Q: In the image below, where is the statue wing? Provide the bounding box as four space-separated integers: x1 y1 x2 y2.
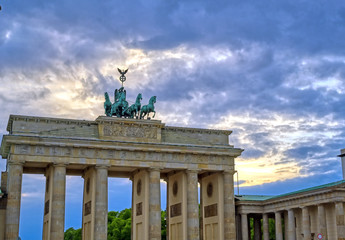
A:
124 69 128 74
117 68 123 75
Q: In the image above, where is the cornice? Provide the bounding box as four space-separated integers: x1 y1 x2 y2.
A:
95 116 165 128
236 186 345 210
163 126 232 135
7 114 96 132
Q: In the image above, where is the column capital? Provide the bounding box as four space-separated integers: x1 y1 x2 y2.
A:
53 162 69 167
95 164 110 169
186 169 200 174
149 167 162 172
300 205 309 210
223 170 236 175
7 160 25 166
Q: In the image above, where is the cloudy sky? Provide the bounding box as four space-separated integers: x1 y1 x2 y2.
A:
1 0 345 238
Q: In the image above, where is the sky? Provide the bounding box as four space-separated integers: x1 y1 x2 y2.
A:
1 0 345 238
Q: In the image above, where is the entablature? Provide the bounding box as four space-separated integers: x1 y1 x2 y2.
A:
5 115 238 148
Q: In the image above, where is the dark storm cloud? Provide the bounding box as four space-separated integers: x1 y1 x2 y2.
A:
285 145 322 160
2 1 345 64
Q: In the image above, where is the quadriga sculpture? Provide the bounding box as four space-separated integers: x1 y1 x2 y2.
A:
103 68 157 120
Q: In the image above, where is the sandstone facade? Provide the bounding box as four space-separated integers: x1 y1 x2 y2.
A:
0 115 242 240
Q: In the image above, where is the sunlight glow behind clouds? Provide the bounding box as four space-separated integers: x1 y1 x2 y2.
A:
211 112 344 186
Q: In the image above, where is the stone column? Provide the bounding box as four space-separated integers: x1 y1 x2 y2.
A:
149 168 161 240
235 214 241 240
335 202 345 239
263 214 269 240
241 214 249 240
275 212 283 240
165 178 169 240
5 161 24 240
288 209 296 240
254 216 261 240
187 170 199 240
50 164 67 240
317 204 327 238
301 207 311 240
200 179 204 240
130 176 134 240
224 171 236 240
284 211 289 240
94 165 108 240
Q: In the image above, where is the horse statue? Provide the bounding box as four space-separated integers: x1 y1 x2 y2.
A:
140 96 156 119
123 93 142 118
111 87 128 117
104 92 112 117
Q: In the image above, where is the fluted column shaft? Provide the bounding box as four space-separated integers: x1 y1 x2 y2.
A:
224 171 236 240
275 212 283 240
187 170 199 240
302 207 310 240
263 214 269 240
94 165 108 240
241 214 249 240
165 178 169 240
317 204 327 238
50 164 67 240
288 209 296 240
335 202 345 239
149 168 161 240
254 216 261 240
5 161 24 240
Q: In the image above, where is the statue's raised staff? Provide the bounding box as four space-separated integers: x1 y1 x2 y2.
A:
140 96 156 120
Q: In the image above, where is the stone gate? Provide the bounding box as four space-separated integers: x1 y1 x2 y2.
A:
0 114 242 240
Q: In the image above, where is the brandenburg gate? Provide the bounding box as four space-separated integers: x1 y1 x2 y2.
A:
0 114 242 240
